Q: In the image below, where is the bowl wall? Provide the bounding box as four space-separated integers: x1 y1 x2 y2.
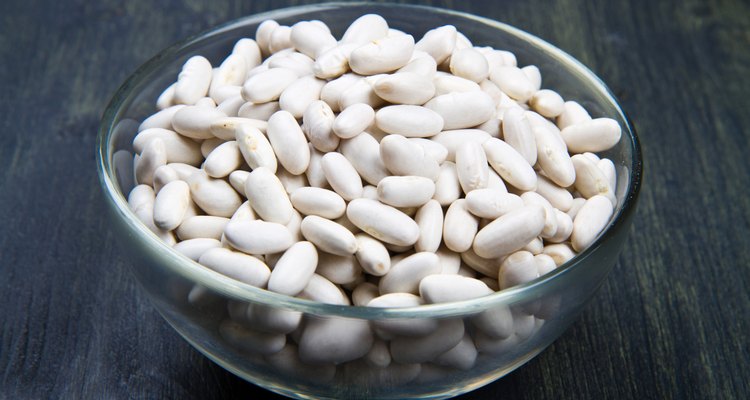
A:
98 3 641 399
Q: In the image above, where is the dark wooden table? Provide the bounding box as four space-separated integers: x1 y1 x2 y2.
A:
2 0 748 398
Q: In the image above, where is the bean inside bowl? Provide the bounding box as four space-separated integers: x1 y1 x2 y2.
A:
97 3 641 399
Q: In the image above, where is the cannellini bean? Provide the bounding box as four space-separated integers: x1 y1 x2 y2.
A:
255 20 279 56
305 144 328 188
268 25 293 54
450 48 490 83
410 138 448 164
473 205 545 258
433 74 481 96
320 73 361 112
349 34 415 75
219 320 286 355
374 105 444 137
268 50 315 77
176 215 228 241
501 107 537 166
498 250 538 289
290 187 346 219
303 100 339 152
598 158 617 194
339 132 389 185
267 241 318 296
237 101 280 120
246 303 302 334
433 161 461 206
173 238 221 261
455 141 489 194
139 105 185 132
200 137 223 158
156 82 176 110
547 209 573 243
536 174 574 211
298 316 373 364
290 21 337 58
533 123 576 187
465 189 524 219
521 191 558 239
204 141 242 178
333 103 375 139
346 199 419 246
373 72 435 105
235 124 277 172
341 14 389 45
228 170 250 196
352 282 380 306
171 105 226 139
572 154 617 205
241 67 298 103
316 253 362 285
415 25 457 64
355 234 391 276
277 166 309 194
489 66 536 102
483 138 537 191
543 243 576 266
398 52 438 77
380 134 440 180
135 138 167 186
153 180 190 231
443 199 479 253
298 273 350 305
420 274 493 303
567 197 587 220
174 56 212 105
224 219 293 255
244 167 293 224
530 89 565 118
232 38 261 71
431 129 491 162
390 318 464 364
339 76 387 109
377 176 435 208
561 118 622 153
301 215 358 256
279 75 325 119
571 195 614 251
521 65 542 91
379 252 441 295
267 110 310 175
414 200 443 253
424 91 495 130
198 247 271 287
556 100 592 130
460 248 502 277
313 43 357 79
133 128 202 166
321 152 363 201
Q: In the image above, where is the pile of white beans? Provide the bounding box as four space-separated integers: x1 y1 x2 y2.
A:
124 14 621 368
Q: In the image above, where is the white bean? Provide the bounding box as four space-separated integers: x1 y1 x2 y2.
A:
235 124 277 173
571 195 613 252
501 107 537 166
298 274 350 305
138 104 185 132
354 233 391 276
290 21 337 58
267 241 318 296
135 138 166 186
300 215 358 256
133 128 202 166
244 167 293 224
241 67 298 103
556 100 592 130
333 103 375 139
414 25 457 64
171 105 226 140
434 333 478 370
237 101 280 120
572 154 616 205
473 205 545 258
377 176 436 208
174 56 212 105
173 238 221 261
449 48 489 83
153 180 190 231
465 189 524 219
433 74 481 96
530 89 565 118
303 100 339 152
380 134 440 180
424 91 495 130
489 66 535 102
455 141 489 194
543 243 576 266
290 187 345 219
533 123 576 188
433 161 461 206
390 318 464 364
536 174 574 211
561 118 622 153
176 215 228 241
204 141 242 178
313 43 357 79
419 274 493 303
279 75 325 119
267 110 310 175
341 14 389 45
374 105 444 137
320 73 360 112
298 316 373 364
224 219 293 255
414 200 444 253
321 152 363 201
198 247 271 287
372 72 435 105
316 253 362 285
379 252 441 295
498 250 538 289
346 199 420 246
350 34 415 75
431 129 491 162
339 132 389 185
443 199 479 253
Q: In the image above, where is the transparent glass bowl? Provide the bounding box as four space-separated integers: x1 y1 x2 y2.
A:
97 3 642 399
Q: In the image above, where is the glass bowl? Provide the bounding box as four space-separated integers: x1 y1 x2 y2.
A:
97 3 642 399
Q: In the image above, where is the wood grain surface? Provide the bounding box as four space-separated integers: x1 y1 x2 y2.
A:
1 0 748 398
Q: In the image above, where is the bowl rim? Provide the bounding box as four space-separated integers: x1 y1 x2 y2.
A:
97 1 642 319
